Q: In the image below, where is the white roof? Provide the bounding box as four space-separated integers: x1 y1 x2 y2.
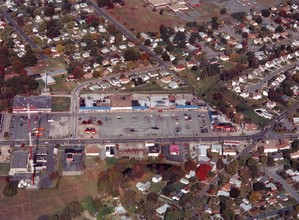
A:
41 74 56 85
156 203 170 215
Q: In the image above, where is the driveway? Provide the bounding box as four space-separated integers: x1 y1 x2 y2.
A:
264 166 299 202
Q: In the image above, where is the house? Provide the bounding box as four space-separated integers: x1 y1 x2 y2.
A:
292 175 299 182
172 64 186 72
265 182 277 191
119 76 130 84
136 181 151 192
240 203 252 212
257 176 269 184
229 176 242 188
185 170 196 179
172 191 183 201
139 73 150 82
267 101 276 109
169 81 179 89
252 92 262 100
85 147 100 156
273 153 283 161
180 178 189 185
277 193 289 201
148 72 159 78
221 183 232 192
217 190 230 197
181 185 190 194
186 61 197 68
152 175 162 183
161 76 172 84
286 169 297 176
156 203 170 215
290 151 299 159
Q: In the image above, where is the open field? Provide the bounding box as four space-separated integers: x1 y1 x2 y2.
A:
0 163 9 176
51 97 71 112
108 0 185 33
0 167 100 220
30 58 67 74
193 2 221 21
38 76 77 93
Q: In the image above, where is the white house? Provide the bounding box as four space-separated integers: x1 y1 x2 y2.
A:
156 203 170 215
152 175 162 183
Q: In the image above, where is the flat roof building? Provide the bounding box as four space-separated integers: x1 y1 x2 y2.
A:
13 96 52 113
9 151 31 175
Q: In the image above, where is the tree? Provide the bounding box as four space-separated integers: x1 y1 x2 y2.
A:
61 201 83 220
44 6 55 17
162 51 170 62
226 160 238 175
261 9 271 17
255 16 263 24
216 159 224 170
154 46 163 55
260 155 268 165
22 46 37 67
147 192 159 202
229 187 240 199
275 25 284 33
10 58 24 73
222 208 235 220
46 26 60 39
184 159 197 172
71 67 85 79
248 191 261 204
144 39 151 46
3 181 18 197
267 156 275 166
124 48 140 61
220 8 227 14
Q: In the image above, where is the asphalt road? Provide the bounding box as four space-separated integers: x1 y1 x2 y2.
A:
86 0 165 66
247 60 299 93
0 7 39 49
264 166 299 203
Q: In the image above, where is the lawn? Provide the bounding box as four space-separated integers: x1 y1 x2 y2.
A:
108 0 185 33
193 2 221 22
0 168 99 220
51 97 71 112
30 57 67 74
38 76 77 93
0 163 9 176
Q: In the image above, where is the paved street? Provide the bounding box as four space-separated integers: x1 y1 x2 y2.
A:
247 60 299 93
0 7 39 49
264 166 299 202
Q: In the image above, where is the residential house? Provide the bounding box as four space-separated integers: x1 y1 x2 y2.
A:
161 76 172 84
172 64 186 72
156 203 170 215
136 181 151 192
152 175 162 183
290 151 299 159
85 147 100 156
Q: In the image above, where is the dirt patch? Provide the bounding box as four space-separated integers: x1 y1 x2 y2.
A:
108 0 185 33
0 168 100 220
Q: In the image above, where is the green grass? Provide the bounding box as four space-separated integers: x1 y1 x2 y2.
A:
48 76 77 93
149 182 165 193
0 163 10 176
51 97 71 112
81 196 97 216
105 158 118 168
222 61 237 71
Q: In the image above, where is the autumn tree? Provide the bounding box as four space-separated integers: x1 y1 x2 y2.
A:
226 160 239 175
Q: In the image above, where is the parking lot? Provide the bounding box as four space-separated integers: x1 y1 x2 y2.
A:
77 110 212 139
9 114 51 140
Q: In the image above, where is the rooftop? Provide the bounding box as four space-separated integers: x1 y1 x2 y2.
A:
11 151 29 169
13 96 52 110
